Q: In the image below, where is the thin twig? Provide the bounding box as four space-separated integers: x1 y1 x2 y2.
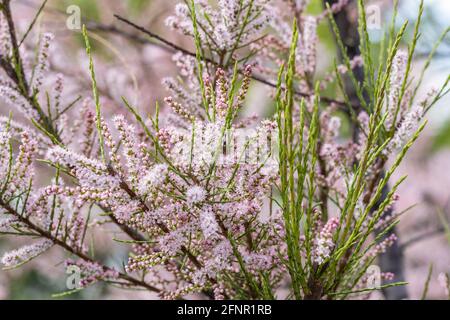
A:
113 14 352 108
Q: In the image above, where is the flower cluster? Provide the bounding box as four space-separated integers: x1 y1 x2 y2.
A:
313 218 339 265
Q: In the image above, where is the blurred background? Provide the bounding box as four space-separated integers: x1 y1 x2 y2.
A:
0 0 448 299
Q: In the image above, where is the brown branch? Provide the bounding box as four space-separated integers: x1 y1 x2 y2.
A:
113 14 197 57
0 198 161 293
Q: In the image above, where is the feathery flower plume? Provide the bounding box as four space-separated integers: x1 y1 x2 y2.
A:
1 240 53 267
32 33 55 91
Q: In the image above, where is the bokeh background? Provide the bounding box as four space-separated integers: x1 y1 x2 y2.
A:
0 0 448 299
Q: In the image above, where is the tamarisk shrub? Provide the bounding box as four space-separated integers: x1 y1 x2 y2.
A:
0 0 448 299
